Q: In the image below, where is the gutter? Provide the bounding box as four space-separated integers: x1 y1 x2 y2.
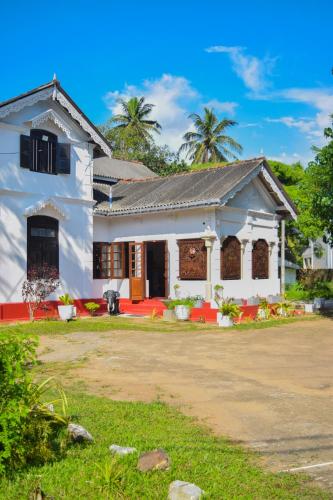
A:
94 198 221 217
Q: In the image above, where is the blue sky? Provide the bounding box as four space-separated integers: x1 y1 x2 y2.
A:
1 0 332 164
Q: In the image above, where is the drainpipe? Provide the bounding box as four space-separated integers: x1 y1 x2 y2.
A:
202 228 216 302
109 186 113 208
280 219 286 296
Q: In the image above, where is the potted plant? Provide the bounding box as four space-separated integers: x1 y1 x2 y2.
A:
214 284 224 307
58 293 74 321
84 301 100 316
274 299 293 317
257 298 270 320
162 299 176 321
169 298 195 321
190 295 204 308
217 301 241 327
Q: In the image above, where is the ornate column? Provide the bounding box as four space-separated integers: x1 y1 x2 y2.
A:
269 241 276 279
202 228 216 301
240 239 249 279
280 219 286 295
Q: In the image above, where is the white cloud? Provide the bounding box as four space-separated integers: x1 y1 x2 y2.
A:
206 45 276 93
203 99 238 116
104 74 198 150
278 88 333 141
267 151 311 166
265 116 318 136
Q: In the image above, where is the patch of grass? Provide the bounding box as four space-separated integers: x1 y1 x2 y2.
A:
0 314 320 338
190 161 229 171
231 315 318 331
0 391 328 499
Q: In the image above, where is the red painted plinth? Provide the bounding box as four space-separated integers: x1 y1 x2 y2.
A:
0 298 108 322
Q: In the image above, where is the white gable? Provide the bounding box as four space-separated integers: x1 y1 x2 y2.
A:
227 177 277 213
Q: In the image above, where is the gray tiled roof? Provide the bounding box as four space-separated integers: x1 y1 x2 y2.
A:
93 157 157 180
93 158 269 216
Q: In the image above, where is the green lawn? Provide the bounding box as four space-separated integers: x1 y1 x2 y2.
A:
0 391 328 499
0 314 318 337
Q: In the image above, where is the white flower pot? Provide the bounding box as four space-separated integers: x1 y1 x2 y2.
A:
304 303 314 313
175 305 190 321
58 305 73 321
217 312 233 327
257 308 268 320
277 307 287 317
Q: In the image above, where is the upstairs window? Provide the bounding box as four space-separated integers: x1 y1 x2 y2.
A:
178 239 207 280
252 239 269 279
20 129 71 175
221 236 241 280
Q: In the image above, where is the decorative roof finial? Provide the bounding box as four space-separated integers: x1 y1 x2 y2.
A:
53 73 57 82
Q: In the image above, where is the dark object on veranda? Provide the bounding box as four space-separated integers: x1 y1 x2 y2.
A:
103 290 120 315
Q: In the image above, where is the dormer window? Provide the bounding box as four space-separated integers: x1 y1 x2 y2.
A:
20 129 71 175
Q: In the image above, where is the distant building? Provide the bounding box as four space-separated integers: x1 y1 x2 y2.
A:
302 238 333 269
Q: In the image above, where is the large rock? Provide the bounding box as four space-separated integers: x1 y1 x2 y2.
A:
168 480 204 499
137 449 170 472
109 444 137 456
68 423 94 443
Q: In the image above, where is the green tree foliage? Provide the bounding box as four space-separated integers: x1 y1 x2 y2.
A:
179 108 243 163
0 334 67 474
101 114 188 177
267 160 321 263
302 118 333 245
100 95 188 176
108 96 161 144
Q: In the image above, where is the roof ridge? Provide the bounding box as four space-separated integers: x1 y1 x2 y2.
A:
0 80 56 108
118 157 265 185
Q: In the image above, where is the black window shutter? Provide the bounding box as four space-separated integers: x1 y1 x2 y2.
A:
20 135 31 169
56 143 71 174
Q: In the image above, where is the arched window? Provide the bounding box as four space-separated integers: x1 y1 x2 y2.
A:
221 236 241 280
252 239 269 279
27 216 59 277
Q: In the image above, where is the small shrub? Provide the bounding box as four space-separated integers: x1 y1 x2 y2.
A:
167 298 195 310
58 294 74 305
0 334 68 474
219 301 241 318
22 265 60 321
84 302 101 315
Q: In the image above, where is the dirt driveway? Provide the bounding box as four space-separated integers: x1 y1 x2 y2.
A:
39 317 333 489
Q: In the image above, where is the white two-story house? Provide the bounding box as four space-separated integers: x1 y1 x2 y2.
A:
0 78 297 321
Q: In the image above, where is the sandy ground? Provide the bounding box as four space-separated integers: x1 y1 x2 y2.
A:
38 317 333 489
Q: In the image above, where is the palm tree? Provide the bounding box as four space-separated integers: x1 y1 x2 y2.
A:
179 108 242 163
109 96 161 143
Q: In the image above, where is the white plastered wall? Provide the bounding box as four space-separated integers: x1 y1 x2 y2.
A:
92 177 281 301
0 98 94 303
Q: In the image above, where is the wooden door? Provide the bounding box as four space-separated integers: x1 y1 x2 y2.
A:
129 242 145 300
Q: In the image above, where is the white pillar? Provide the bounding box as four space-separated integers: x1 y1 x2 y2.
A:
280 219 286 295
241 239 249 279
202 233 216 301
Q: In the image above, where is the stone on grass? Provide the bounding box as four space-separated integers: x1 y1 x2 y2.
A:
45 403 54 413
109 444 137 456
168 480 204 499
68 423 94 443
137 449 170 472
